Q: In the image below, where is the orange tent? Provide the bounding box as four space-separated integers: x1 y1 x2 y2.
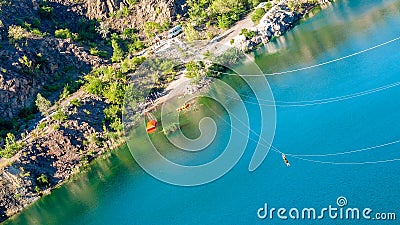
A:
146 120 157 134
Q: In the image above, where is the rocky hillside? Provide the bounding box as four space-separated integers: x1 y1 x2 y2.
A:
0 92 116 221
86 0 187 32
0 0 189 221
0 0 188 137
0 0 106 135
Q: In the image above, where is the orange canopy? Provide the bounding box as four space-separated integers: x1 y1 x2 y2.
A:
146 120 157 134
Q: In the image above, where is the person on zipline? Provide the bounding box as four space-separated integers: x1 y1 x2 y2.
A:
282 153 291 167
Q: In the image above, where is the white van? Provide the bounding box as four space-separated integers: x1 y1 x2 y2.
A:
167 25 183 39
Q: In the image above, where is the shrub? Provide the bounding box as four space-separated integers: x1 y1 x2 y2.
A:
8 25 29 42
39 5 54 19
183 23 201 41
111 37 124 62
84 75 104 96
31 28 45 37
18 55 34 74
36 174 49 187
212 0 245 29
127 0 137 6
110 117 123 132
124 84 144 109
287 0 303 12
0 133 24 158
144 22 162 38
59 84 70 100
251 8 266 23
265 2 273 10
70 99 81 107
76 18 97 41
103 82 125 105
240 28 256 40
52 108 67 122
122 29 145 53
37 122 46 130
122 28 137 40
113 6 130 18
104 105 123 132
90 47 107 58
88 133 102 147
121 6 130 17
32 18 41 28
121 57 145 73
185 61 204 81
55 28 75 39
127 41 145 54
206 31 215 40
162 21 171 31
35 93 51 116
249 0 260 8
217 14 232 29
104 105 120 121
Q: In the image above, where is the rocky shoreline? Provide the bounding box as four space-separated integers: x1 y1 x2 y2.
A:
231 0 333 51
0 92 125 222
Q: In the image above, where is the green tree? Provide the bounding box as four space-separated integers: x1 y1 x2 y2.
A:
144 22 162 38
240 28 256 39
84 75 104 96
55 28 74 39
103 82 125 105
39 5 54 19
8 25 29 42
18 55 34 74
287 0 303 12
185 60 204 83
59 84 70 100
0 133 24 158
187 0 211 25
36 174 49 187
183 23 201 41
111 37 124 62
52 108 67 122
251 8 266 23
35 93 51 116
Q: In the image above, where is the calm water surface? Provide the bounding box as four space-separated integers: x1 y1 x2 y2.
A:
5 0 400 224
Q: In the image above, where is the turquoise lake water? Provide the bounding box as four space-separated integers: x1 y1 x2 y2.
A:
4 0 400 224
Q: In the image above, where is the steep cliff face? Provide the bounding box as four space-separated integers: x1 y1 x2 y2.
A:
0 0 105 121
0 37 102 119
86 0 188 31
0 92 110 222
